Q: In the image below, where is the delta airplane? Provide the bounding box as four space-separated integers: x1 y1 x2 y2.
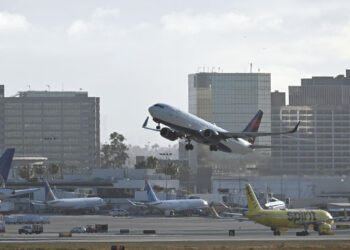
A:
33 180 105 212
129 180 208 216
0 148 40 200
244 184 334 236
143 103 300 153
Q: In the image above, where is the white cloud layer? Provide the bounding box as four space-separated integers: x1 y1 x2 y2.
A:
0 12 30 31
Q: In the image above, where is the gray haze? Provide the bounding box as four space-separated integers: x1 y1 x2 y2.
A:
1 0 350 146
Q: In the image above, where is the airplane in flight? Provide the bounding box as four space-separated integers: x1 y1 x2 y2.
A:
129 180 209 216
143 103 300 153
0 148 40 200
33 180 106 212
244 183 334 236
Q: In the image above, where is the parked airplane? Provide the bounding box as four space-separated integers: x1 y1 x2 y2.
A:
244 184 334 236
129 180 208 216
143 103 300 153
0 148 40 200
33 180 105 212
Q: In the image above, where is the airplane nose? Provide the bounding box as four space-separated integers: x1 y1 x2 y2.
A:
149 105 158 116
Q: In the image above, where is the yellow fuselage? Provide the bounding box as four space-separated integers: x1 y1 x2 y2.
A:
245 209 334 229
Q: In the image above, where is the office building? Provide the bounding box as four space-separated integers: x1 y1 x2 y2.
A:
0 86 100 171
187 72 271 179
263 69 350 176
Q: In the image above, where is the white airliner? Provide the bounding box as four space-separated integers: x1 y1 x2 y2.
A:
264 197 286 210
33 180 105 212
143 103 300 153
129 180 209 216
0 148 40 200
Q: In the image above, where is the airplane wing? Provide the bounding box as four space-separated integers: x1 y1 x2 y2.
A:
127 199 148 208
11 188 40 197
219 121 300 139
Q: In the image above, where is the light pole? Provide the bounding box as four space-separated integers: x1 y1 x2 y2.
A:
160 152 172 200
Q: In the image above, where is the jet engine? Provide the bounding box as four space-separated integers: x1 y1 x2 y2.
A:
164 210 175 216
200 129 221 142
160 128 178 141
317 223 332 235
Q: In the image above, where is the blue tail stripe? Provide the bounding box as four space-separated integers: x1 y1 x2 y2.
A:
44 180 56 201
0 148 15 182
145 180 159 202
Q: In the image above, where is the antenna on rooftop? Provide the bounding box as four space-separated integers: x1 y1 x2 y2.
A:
250 63 253 73
46 84 50 91
27 85 31 90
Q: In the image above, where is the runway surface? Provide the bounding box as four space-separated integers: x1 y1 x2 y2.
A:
1 215 350 243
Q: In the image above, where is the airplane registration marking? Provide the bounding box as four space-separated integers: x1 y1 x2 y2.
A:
287 211 316 223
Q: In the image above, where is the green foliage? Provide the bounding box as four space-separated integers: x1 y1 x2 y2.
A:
101 132 129 168
134 156 158 169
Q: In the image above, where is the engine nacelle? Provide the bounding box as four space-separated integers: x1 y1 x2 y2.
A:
200 129 221 142
164 210 175 216
160 128 178 141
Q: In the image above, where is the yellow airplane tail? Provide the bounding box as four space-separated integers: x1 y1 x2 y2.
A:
245 184 263 212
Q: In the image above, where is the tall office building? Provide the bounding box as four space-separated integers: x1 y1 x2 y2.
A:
263 69 350 176
188 72 271 178
0 86 100 171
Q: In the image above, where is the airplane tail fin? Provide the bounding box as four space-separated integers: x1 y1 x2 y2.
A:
242 110 263 144
44 180 57 202
145 180 159 202
245 184 263 212
0 148 15 184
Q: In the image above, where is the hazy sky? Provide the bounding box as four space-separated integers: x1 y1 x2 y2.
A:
1 0 350 146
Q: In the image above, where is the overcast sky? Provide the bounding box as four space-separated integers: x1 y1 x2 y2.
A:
1 0 350 146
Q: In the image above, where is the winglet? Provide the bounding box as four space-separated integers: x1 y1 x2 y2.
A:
142 117 149 128
291 121 301 133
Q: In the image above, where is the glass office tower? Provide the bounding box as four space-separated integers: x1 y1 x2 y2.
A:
187 72 271 176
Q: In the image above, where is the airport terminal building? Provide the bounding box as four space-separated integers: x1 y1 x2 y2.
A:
0 86 100 171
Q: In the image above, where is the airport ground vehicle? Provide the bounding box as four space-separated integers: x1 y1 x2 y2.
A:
18 224 43 234
109 209 129 217
86 224 108 233
70 226 86 233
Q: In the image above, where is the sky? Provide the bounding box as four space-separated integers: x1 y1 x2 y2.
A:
0 0 350 147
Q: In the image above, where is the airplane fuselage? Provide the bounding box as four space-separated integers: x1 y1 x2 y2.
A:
47 197 105 210
149 104 252 154
245 208 333 229
150 199 208 212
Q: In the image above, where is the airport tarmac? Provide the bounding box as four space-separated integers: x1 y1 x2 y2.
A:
1 215 350 243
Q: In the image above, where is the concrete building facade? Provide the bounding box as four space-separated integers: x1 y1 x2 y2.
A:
187 72 271 186
262 69 350 176
0 86 100 171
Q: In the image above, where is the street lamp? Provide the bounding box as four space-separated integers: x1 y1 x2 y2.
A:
160 152 172 200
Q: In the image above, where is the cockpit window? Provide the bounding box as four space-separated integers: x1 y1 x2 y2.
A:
154 104 165 109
